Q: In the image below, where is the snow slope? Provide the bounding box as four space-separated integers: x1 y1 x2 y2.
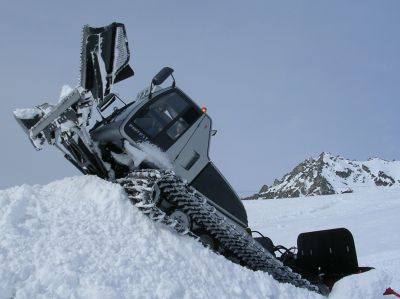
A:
1 176 399 298
0 176 321 299
244 188 400 298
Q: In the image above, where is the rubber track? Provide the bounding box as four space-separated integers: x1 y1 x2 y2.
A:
118 170 324 295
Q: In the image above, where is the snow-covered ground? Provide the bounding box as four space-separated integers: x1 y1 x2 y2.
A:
0 176 399 298
244 189 400 298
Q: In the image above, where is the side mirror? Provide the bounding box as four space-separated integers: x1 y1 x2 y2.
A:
152 67 174 85
149 67 175 99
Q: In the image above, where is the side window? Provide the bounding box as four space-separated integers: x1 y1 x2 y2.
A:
166 117 189 140
133 93 189 138
127 90 203 150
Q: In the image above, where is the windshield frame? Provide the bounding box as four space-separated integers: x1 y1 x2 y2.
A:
124 88 202 150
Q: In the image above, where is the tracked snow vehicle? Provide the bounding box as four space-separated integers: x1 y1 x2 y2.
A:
14 23 370 295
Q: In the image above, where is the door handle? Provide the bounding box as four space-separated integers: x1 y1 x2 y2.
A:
183 151 200 170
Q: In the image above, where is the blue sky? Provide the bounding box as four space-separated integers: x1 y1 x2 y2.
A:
1 1 399 196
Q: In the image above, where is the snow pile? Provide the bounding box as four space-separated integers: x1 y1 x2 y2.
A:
0 176 320 299
246 152 400 199
244 188 400 298
124 141 173 170
59 85 73 101
13 84 72 121
13 108 42 120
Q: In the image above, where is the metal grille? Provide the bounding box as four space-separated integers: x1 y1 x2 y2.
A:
113 25 130 77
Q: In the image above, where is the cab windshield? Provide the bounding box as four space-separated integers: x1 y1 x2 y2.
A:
131 91 201 148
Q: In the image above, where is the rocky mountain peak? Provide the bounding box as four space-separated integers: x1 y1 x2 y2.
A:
244 153 400 200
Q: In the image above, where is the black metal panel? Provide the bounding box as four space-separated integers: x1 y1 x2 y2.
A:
296 228 359 275
191 163 248 227
14 115 41 133
254 236 275 256
80 23 133 101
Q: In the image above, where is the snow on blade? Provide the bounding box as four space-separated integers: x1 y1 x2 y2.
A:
13 108 41 120
0 176 321 299
59 85 73 101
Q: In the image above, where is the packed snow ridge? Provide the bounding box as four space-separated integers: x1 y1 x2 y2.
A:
1 176 399 298
245 152 400 200
0 176 322 299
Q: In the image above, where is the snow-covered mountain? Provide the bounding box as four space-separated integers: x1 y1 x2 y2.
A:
245 152 400 200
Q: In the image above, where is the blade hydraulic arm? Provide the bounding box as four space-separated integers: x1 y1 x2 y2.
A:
14 22 134 179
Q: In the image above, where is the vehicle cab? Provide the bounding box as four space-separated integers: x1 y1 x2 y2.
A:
91 72 248 228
